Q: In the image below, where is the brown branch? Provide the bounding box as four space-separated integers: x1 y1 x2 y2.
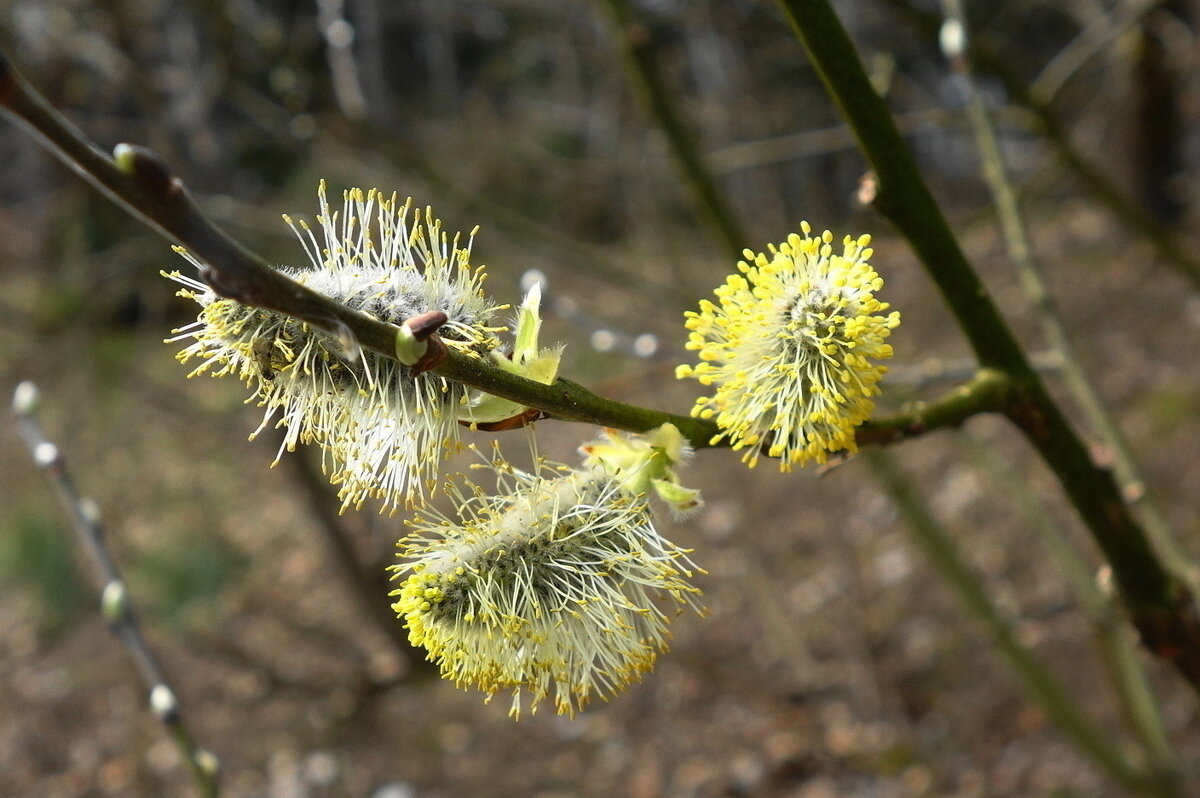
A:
0 47 1008 457
12 382 221 798
776 0 1200 690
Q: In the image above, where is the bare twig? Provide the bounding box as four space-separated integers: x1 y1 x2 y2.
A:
960 433 1181 793
12 381 221 798
317 0 369 119
1030 0 1165 106
277 443 438 680
776 0 1200 690
866 449 1163 795
883 351 1061 392
939 0 1200 593
706 106 1038 174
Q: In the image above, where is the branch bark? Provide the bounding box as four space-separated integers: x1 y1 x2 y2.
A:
0 46 1002 455
775 0 1200 689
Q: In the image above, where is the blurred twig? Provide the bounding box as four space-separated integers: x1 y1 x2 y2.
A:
317 0 369 119
865 449 1163 795
776 0 1200 690
879 0 1200 292
279 443 438 680
12 381 221 798
340 120 678 300
707 105 1038 173
960 433 1181 793
599 0 748 260
939 0 1200 594
1030 0 1165 104
883 351 1061 393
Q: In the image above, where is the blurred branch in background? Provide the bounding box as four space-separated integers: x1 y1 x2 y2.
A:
879 0 1200 292
309 2 688 302
939 0 1200 594
277 440 438 681
317 0 368 120
865 449 1175 797
12 382 221 798
883 351 1061 393
339 118 679 300
960 432 1181 791
707 105 1038 174
1030 0 1164 105
598 0 748 260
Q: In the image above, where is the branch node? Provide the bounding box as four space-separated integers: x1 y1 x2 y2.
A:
195 749 221 778
856 172 878 206
150 684 181 725
101 580 128 623
405 310 449 341
12 380 38 415
465 407 547 431
33 441 60 469
410 335 448 376
396 311 450 374
113 143 177 199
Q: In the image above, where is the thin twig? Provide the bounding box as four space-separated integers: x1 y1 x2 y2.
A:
939 0 1200 598
960 433 1181 794
337 119 681 302
598 0 749 260
1029 0 1165 106
706 105 1038 173
12 382 221 798
277 443 438 680
883 351 1061 392
317 0 368 119
775 0 1200 690
865 449 1160 795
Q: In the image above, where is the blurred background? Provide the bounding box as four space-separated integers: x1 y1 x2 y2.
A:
2 0 1200 795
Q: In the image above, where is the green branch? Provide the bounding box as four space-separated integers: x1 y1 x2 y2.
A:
866 450 1163 795
879 0 1200 292
0 47 1006 457
774 0 1200 689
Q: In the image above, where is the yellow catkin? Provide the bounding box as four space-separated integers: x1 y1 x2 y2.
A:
677 229 899 469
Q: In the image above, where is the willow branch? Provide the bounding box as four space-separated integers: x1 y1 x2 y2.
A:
775 0 1200 690
878 0 1200 292
12 383 221 798
866 450 1163 796
0 47 1007 458
940 0 1200 592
